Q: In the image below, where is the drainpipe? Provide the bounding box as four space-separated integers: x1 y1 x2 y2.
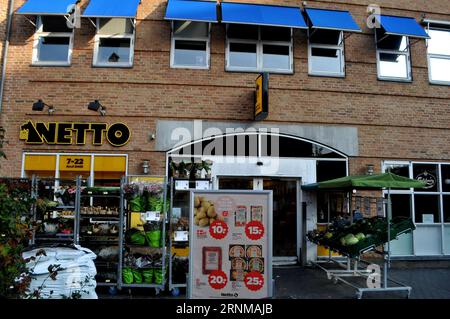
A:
0 0 15 114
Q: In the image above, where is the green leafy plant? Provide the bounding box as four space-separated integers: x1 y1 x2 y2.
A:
0 183 34 298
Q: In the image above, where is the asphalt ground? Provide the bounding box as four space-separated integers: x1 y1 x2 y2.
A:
97 261 450 299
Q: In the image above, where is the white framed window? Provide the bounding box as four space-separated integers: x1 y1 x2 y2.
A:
170 21 210 69
426 27 450 85
32 16 74 66
375 29 412 81
308 29 345 77
226 24 293 74
93 18 135 68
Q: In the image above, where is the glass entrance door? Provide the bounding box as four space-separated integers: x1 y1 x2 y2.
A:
218 177 299 259
262 179 298 257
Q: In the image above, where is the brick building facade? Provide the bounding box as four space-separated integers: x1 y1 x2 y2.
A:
0 0 449 259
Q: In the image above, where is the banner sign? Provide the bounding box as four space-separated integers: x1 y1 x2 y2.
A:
189 190 273 299
19 120 131 147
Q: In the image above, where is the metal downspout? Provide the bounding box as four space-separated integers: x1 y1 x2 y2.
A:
0 0 15 114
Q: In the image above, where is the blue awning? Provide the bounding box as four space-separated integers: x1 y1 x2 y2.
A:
221 2 307 29
82 0 141 18
377 15 429 39
16 0 79 15
165 0 218 23
305 8 361 32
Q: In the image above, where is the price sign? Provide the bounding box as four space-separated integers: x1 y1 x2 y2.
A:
209 220 229 240
175 180 189 190
245 221 265 240
144 211 161 222
174 231 188 242
195 181 210 190
208 270 228 290
244 272 264 292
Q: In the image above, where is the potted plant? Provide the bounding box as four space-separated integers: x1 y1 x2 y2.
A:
202 160 212 179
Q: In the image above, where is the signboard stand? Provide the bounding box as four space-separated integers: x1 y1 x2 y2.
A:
188 190 273 299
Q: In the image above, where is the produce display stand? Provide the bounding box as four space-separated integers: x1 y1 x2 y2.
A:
30 176 81 246
118 175 169 294
167 177 212 296
303 172 425 299
308 215 416 299
75 176 124 291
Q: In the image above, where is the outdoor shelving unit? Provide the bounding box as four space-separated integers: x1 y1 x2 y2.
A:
31 176 81 246
75 177 124 289
118 175 169 294
167 177 211 296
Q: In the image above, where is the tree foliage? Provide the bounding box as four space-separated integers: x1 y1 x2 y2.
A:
0 182 34 298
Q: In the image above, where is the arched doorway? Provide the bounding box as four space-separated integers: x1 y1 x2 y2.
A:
167 132 348 263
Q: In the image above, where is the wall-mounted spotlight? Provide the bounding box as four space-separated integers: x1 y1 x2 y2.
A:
32 99 55 115
366 164 374 175
88 100 106 116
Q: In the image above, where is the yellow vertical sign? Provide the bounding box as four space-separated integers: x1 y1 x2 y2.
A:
254 73 268 121
255 74 263 117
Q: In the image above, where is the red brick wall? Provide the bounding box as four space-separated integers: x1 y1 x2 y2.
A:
0 0 449 177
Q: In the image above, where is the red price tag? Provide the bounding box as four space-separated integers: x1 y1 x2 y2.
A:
244 272 264 292
245 221 264 240
209 220 229 240
208 270 228 290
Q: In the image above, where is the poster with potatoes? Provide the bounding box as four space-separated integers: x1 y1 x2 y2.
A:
189 190 273 299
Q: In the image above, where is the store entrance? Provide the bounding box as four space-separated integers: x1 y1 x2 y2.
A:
218 177 299 261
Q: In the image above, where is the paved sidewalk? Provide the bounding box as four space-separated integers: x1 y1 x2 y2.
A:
98 262 450 299
274 264 450 299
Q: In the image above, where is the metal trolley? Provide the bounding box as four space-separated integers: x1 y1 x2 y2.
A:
311 196 414 299
118 175 169 295
167 177 212 296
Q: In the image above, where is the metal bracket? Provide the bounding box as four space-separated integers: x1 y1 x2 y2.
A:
129 18 136 29
63 14 71 25
340 32 353 45
88 18 96 28
23 15 36 28
376 33 390 45
307 27 317 40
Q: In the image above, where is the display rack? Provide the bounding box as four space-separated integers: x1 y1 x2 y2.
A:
75 176 124 289
118 175 169 294
31 176 81 246
167 177 211 296
308 213 415 299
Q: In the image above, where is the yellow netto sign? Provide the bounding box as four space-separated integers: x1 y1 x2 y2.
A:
255 73 269 121
19 120 131 147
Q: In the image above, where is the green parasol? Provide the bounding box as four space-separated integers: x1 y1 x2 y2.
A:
302 172 426 190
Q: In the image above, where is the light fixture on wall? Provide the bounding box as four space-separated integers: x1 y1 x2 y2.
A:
87 100 106 116
142 160 150 175
32 99 55 115
367 164 374 175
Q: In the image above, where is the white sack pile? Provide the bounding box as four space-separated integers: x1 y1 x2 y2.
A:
23 245 98 299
